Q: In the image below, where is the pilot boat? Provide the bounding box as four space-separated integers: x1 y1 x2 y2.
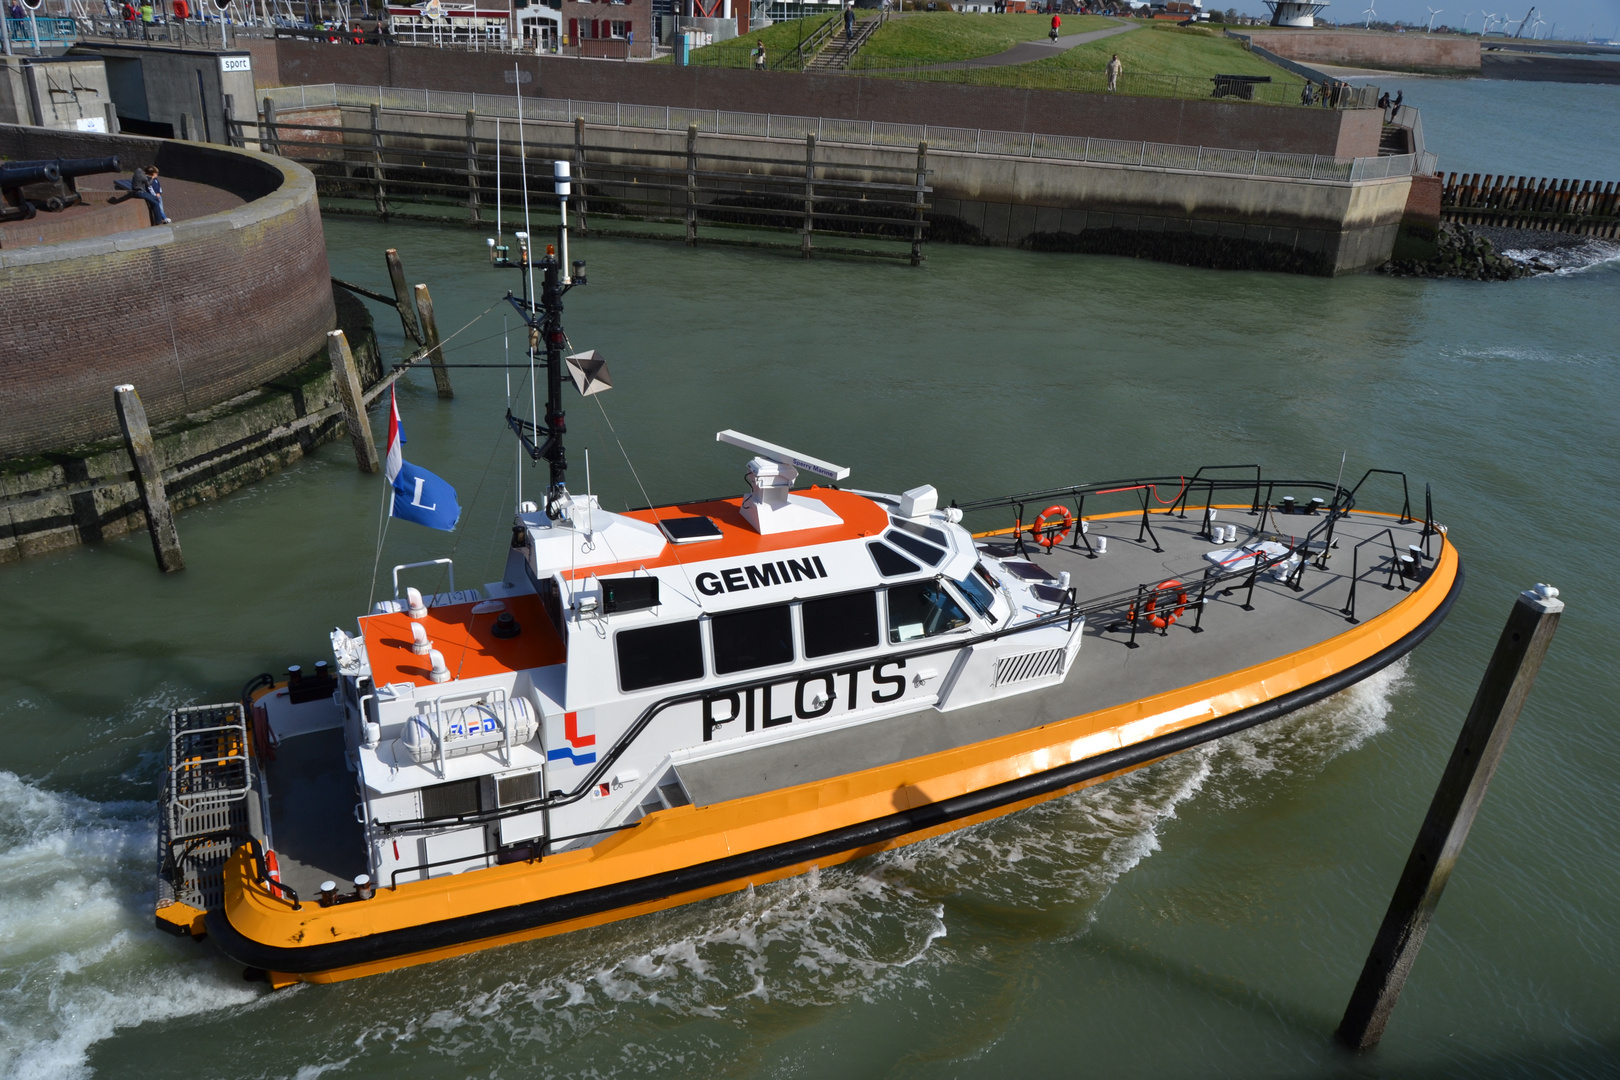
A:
154 169 1462 988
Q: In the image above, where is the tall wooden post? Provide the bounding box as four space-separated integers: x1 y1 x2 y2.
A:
573 116 590 235
1336 583 1565 1052
370 102 389 221
414 283 455 399
384 248 423 344
911 140 928 267
326 330 380 474
465 109 481 223
802 133 816 259
260 96 279 154
113 384 184 572
685 122 698 246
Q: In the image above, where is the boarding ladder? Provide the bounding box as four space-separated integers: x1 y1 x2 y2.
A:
157 703 253 914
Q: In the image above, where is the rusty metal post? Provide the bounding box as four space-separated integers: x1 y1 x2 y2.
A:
574 115 590 235
465 109 481 223
1336 584 1565 1052
911 140 927 267
370 102 388 220
113 384 184 572
802 133 816 259
686 122 698 246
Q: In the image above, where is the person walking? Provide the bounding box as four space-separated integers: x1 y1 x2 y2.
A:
752 38 766 68
1106 52 1121 92
843 2 855 40
1049 11 1060 39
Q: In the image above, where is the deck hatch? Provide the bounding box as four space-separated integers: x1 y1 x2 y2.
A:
659 516 723 544
993 648 1066 686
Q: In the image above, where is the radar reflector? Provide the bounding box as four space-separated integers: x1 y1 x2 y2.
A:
566 350 613 397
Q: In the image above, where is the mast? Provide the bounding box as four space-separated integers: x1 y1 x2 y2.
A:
493 160 584 519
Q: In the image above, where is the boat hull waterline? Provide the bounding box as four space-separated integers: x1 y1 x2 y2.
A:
201 522 1460 987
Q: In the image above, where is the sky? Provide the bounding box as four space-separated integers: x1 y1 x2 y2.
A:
1222 0 1620 38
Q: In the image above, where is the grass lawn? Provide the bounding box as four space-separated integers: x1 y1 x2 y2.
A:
855 12 1117 66
873 23 1308 105
672 13 846 68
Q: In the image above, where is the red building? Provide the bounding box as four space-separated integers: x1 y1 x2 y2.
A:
562 0 654 57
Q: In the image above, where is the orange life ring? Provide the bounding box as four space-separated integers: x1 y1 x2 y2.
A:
1145 579 1188 629
1029 505 1073 548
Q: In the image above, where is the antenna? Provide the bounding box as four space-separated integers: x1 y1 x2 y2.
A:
715 430 851 481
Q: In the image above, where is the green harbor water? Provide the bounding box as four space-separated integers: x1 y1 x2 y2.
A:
1 78 1618 1080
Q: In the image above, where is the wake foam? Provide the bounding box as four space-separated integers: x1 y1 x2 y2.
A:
0 772 258 1080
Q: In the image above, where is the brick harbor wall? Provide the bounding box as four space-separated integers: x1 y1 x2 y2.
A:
261 39 1381 158
0 126 335 461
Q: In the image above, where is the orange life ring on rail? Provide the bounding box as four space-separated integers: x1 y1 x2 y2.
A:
1029 505 1073 548
1145 579 1189 629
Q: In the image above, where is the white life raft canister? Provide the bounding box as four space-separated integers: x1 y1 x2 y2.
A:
395 697 537 764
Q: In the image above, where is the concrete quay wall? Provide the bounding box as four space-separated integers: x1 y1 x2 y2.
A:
256 38 1382 158
320 106 1411 275
1242 31 1481 74
0 126 336 461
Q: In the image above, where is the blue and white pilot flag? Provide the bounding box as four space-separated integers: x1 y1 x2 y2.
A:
385 386 461 532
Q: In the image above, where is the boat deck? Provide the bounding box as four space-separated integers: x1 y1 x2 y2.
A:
265 729 368 899
676 507 1438 806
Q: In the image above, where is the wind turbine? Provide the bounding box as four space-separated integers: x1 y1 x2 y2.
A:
1461 8 1475 30
1363 2 1376 27
1481 10 1497 31
1425 6 1442 29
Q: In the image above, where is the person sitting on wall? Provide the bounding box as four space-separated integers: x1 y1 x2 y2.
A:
114 165 171 225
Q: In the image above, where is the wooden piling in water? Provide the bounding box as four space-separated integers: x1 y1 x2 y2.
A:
370 103 389 220
911 140 928 268
802 133 816 259
414 283 454 400
465 109 481 224
113 384 184 573
1336 583 1565 1053
384 249 423 345
260 97 279 155
685 123 698 246
327 330 380 474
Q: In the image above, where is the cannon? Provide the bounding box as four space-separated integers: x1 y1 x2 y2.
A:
1 155 121 221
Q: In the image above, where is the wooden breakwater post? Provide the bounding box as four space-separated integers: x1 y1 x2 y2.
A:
384 249 423 345
1336 583 1565 1052
327 330 380 474
414 283 454 399
113 384 184 572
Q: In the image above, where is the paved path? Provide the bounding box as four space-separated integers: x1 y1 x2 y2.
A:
902 19 1138 71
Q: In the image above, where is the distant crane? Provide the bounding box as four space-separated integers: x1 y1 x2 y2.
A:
1513 5 1536 35
1363 2 1376 26
1425 5 1443 29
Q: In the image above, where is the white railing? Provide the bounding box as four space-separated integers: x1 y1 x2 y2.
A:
261 83 1434 183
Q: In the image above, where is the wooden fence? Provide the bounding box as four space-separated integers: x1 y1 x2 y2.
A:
1440 172 1620 236
244 103 931 264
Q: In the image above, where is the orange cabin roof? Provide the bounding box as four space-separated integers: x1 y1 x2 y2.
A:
560 488 891 582
361 593 565 687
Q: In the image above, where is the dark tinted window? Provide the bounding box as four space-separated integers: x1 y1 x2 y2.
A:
887 581 970 643
802 591 879 658
617 620 704 692
890 517 948 547
712 604 794 674
422 778 480 819
868 541 918 577
886 530 945 566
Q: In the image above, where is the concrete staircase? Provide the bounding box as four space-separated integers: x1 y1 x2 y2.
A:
805 15 884 72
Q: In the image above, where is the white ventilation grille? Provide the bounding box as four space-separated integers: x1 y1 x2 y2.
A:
993 648 1066 686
